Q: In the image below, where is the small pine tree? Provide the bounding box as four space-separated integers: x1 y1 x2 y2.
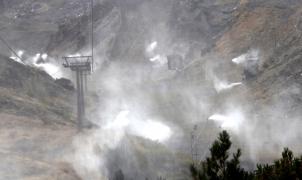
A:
190 131 253 180
255 148 302 180
191 132 302 180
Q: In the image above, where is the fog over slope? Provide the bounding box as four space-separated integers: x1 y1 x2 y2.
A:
0 0 302 179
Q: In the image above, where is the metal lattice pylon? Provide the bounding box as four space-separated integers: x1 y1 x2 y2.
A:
62 0 94 130
63 56 93 129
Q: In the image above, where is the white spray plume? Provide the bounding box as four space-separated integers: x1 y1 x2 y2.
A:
9 56 23 64
146 41 158 53
104 110 130 130
10 52 58 80
232 49 259 65
131 119 172 142
17 50 24 58
11 52 63 79
34 63 63 79
41 53 48 60
33 53 41 64
68 53 82 57
150 54 161 62
213 76 242 92
209 111 245 133
146 40 168 67
106 110 172 142
214 81 242 92
149 54 168 67
9 50 24 64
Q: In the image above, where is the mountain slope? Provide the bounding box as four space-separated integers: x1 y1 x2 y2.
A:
0 56 78 179
0 55 75 124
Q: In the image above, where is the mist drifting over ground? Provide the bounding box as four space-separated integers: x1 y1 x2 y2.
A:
1 0 302 179
49 0 302 179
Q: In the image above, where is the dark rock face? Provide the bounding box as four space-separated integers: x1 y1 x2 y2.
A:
0 55 66 96
0 0 4 11
0 0 93 55
0 0 241 63
45 1 116 55
55 78 75 91
170 0 240 42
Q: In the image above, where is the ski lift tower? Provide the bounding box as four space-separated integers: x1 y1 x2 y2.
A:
63 56 93 130
62 0 95 130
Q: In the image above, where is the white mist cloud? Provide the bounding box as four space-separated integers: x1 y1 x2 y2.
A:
41 53 48 60
63 0 302 177
69 110 131 179
17 50 24 57
9 56 23 64
106 110 172 142
32 53 41 64
232 49 259 65
71 133 107 180
214 80 242 92
131 119 172 142
146 40 168 69
150 54 161 62
209 111 245 133
67 53 82 57
69 109 173 179
9 51 63 79
212 75 242 93
11 51 62 79
146 41 158 53
34 62 63 79
105 110 130 130
9 50 24 64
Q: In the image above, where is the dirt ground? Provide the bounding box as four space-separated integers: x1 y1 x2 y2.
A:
0 113 81 180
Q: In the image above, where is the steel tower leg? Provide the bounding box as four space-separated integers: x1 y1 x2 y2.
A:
80 71 85 125
76 70 82 130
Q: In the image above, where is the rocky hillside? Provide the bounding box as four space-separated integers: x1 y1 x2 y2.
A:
214 0 302 110
0 113 79 180
0 55 78 179
0 55 75 124
0 0 302 179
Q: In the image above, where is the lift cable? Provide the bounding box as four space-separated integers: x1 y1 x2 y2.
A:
0 34 23 62
90 0 94 71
